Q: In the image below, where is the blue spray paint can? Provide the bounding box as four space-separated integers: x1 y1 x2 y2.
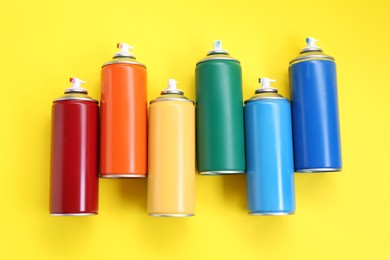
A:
245 78 295 215
289 38 342 173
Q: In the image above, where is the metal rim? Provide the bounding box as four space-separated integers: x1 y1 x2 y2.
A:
149 213 194 217
300 47 323 53
289 54 334 65
50 213 97 216
255 89 278 94
102 60 146 68
53 97 98 103
161 89 184 95
150 97 194 104
100 174 147 178
196 56 240 65
207 50 229 55
295 168 341 173
64 90 87 94
245 96 287 103
113 54 135 59
199 171 245 175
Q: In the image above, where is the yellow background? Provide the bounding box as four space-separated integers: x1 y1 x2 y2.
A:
1 0 389 259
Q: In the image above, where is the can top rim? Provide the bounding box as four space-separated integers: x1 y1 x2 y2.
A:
245 92 288 103
102 57 146 68
64 89 88 94
289 50 334 65
161 89 184 95
150 94 194 104
300 46 323 53
197 53 239 65
207 50 229 55
54 93 98 103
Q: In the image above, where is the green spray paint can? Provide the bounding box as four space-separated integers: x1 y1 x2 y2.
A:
195 40 245 175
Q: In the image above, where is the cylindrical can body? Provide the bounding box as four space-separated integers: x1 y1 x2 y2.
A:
147 99 195 216
100 63 147 178
289 60 342 172
50 99 99 215
196 59 245 174
245 98 295 215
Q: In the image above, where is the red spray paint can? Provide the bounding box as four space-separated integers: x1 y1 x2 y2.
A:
50 78 99 216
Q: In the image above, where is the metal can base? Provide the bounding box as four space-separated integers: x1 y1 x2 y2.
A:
50 213 97 216
199 170 245 176
295 168 341 173
100 174 146 179
249 211 294 216
148 213 194 217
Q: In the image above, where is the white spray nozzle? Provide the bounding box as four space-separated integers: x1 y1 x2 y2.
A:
168 79 177 90
306 37 319 48
213 40 223 50
116 42 134 57
161 79 184 95
257 78 276 92
209 40 228 53
66 77 87 93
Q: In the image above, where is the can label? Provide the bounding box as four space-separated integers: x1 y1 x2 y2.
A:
50 99 99 215
100 63 147 177
196 59 245 174
289 59 342 172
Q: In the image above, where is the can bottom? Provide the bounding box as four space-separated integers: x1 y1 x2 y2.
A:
148 213 194 217
100 174 147 179
50 213 97 216
199 170 245 176
249 211 294 216
295 168 341 173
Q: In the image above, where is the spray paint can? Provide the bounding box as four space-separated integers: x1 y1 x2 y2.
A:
244 78 295 215
100 43 147 178
195 40 245 175
289 38 342 173
147 79 195 217
50 78 99 216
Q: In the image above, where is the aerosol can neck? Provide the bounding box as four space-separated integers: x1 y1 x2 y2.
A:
65 77 87 94
114 42 135 58
161 79 184 95
255 78 277 94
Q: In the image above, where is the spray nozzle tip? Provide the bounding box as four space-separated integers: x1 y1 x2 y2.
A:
208 40 228 54
306 37 319 47
66 77 87 93
69 77 85 84
213 40 222 50
161 78 183 95
168 79 177 90
115 42 135 57
117 42 134 50
259 77 276 86
255 77 277 93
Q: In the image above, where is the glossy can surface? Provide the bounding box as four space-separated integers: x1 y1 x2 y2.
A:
147 95 195 216
196 57 245 175
289 59 342 172
245 97 295 215
50 98 99 215
100 63 147 178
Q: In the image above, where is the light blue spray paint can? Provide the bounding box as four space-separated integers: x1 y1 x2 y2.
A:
244 78 295 215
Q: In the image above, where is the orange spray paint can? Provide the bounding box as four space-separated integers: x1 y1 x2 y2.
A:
147 79 195 217
100 43 147 178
